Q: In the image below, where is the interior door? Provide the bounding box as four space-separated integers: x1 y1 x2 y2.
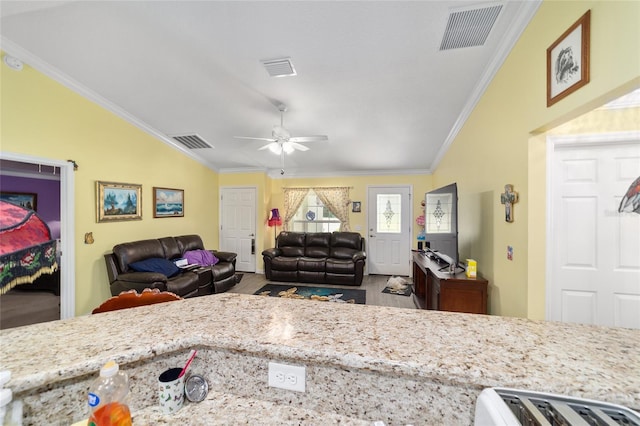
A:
220 187 256 272
367 186 412 276
548 137 640 329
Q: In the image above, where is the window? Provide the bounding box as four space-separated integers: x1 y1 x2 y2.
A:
291 190 341 232
376 194 402 233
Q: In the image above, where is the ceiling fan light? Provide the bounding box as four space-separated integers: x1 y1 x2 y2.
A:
269 144 282 155
283 142 294 154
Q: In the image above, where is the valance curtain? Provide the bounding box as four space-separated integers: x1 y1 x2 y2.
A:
282 188 310 231
313 187 351 231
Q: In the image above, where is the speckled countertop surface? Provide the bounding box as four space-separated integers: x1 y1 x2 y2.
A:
1 292 639 409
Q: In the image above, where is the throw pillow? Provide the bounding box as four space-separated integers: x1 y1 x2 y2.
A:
184 250 219 266
129 258 181 278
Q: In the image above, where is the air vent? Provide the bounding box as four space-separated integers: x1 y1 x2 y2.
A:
171 134 213 149
261 57 297 77
440 4 503 51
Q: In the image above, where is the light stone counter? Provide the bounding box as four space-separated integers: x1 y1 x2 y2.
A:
1 293 638 425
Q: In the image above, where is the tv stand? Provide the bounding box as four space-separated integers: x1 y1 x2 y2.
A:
412 251 488 314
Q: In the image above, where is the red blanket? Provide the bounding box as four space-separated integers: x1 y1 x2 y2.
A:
0 201 58 294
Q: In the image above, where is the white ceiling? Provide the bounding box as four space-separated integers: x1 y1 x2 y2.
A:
0 1 540 177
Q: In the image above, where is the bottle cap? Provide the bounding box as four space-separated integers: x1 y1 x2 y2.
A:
100 360 119 378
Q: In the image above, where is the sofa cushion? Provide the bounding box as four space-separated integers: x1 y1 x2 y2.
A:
113 239 165 273
271 256 299 271
330 232 362 259
278 232 306 257
175 235 205 253
159 236 181 259
129 257 180 278
184 249 219 266
326 258 356 274
305 233 331 257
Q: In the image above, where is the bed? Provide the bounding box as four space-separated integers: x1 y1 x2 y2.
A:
0 201 58 294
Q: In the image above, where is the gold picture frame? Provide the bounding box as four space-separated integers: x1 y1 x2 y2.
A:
96 181 142 222
547 10 590 107
153 187 184 218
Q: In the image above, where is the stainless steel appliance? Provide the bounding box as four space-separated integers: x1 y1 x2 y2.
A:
475 387 640 425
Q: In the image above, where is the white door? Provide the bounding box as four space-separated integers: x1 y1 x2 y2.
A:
548 134 640 329
367 186 412 276
220 187 256 272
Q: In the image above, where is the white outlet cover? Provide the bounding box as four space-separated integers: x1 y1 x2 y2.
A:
268 362 305 392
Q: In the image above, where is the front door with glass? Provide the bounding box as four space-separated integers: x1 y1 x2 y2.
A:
367 186 412 276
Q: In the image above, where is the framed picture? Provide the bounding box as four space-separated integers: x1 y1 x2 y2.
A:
547 10 590 107
352 201 361 213
153 187 184 218
96 181 142 222
0 191 38 211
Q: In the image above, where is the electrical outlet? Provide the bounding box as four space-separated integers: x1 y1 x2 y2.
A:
268 362 305 392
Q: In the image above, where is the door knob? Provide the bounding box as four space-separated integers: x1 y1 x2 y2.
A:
249 233 255 237
369 235 376 238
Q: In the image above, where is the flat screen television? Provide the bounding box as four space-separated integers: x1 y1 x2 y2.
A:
424 182 459 271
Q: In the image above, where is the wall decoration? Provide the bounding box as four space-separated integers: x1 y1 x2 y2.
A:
352 201 361 213
153 187 184 218
618 176 640 215
0 191 37 211
96 181 142 222
500 184 519 223
547 10 590 107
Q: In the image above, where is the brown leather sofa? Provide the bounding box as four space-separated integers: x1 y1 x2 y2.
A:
104 235 237 298
262 231 366 286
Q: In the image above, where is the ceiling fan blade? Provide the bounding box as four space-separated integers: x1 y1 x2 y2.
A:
289 135 328 143
258 142 277 151
290 142 310 151
234 136 277 142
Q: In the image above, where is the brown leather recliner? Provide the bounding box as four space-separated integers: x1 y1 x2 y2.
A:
262 231 366 286
104 235 237 298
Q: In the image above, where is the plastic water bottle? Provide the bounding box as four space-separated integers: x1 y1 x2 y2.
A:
87 361 132 426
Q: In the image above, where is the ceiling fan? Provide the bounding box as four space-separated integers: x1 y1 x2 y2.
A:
234 104 328 174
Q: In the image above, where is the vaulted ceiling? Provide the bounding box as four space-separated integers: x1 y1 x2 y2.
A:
1 1 540 177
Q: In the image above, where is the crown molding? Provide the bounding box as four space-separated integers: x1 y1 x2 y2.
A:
1 37 218 173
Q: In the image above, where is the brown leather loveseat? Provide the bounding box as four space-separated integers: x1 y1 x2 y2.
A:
262 231 366 286
104 235 237 298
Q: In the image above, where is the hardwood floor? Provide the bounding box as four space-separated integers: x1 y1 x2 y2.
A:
229 273 416 310
0 289 60 330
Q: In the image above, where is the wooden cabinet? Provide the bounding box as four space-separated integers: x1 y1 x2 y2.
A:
412 251 488 314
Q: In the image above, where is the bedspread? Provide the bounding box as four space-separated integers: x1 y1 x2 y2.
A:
0 201 58 294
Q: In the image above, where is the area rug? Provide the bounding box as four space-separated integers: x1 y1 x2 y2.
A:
381 276 413 297
254 284 366 304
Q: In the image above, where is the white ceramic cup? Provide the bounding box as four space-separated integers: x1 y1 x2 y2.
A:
158 367 184 414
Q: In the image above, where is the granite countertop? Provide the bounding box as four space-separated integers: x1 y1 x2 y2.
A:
1 292 639 410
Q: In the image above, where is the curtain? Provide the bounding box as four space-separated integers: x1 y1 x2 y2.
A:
313 187 351 231
283 187 309 231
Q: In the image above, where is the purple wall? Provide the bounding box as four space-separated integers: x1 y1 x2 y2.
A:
0 175 61 238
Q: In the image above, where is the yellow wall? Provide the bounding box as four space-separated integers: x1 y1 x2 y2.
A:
1 60 219 315
435 0 640 317
219 173 434 271
2 0 638 319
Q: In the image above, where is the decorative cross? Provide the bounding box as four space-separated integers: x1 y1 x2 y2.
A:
500 184 519 223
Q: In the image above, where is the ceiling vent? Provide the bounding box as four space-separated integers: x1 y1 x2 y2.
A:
171 134 213 149
261 57 297 77
439 4 503 51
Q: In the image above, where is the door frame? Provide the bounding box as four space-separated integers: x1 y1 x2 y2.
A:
1 151 76 319
545 131 640 322
366 184 413 276
219 185 258 273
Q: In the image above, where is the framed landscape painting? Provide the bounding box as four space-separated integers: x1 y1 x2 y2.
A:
96 181 142 222
153 187 184 218
0 191 37 211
